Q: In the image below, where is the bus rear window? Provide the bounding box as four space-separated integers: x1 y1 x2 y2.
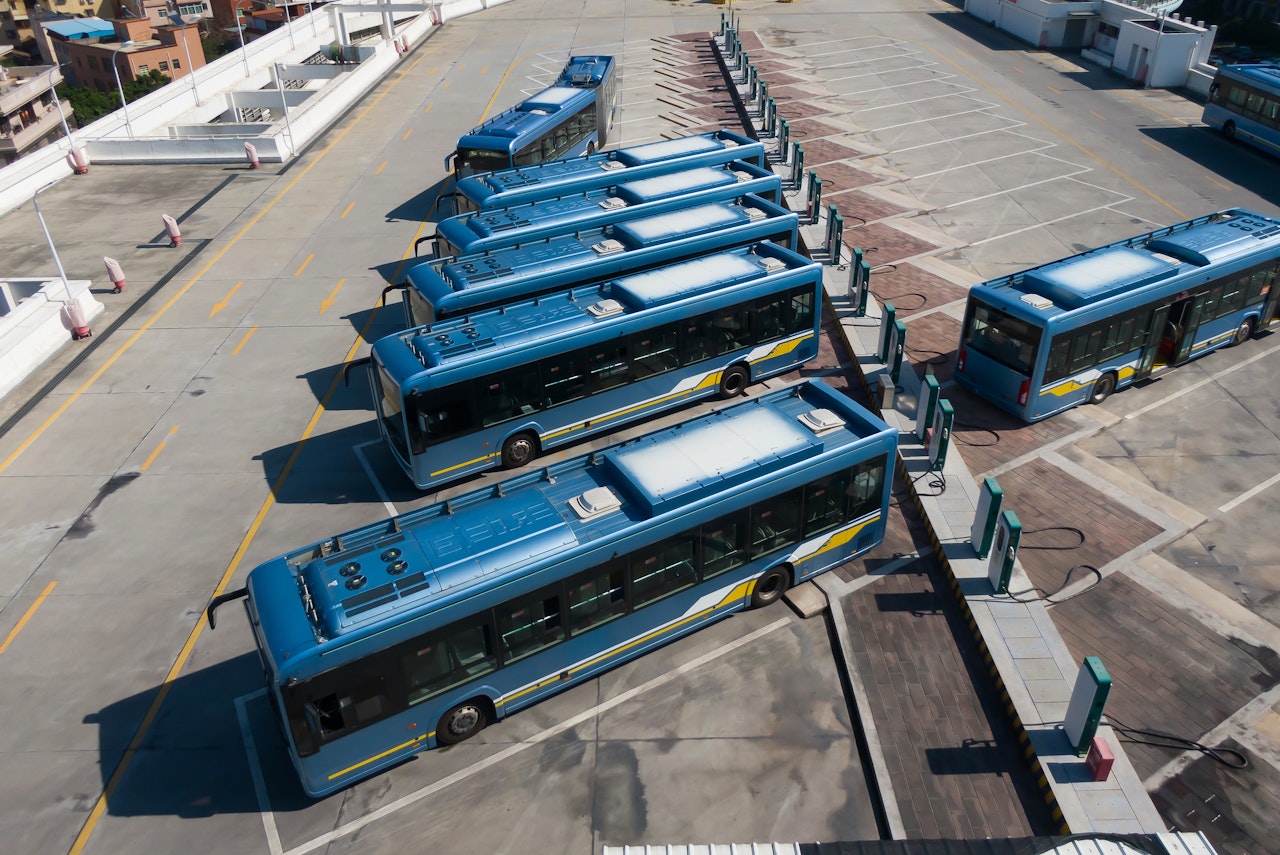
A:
457 148 511 174
964 301 1041 376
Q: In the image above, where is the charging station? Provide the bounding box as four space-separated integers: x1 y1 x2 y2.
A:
915 375 940 441
970 477 1004 559
1064 656 1111 755
986 508 1020 594
879 302 896 363
888 320 906 384
926 399 954 470
848 249 870 318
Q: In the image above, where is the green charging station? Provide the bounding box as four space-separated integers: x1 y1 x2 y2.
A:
888 320 906 384
927 399 953 470
879 302 896 363
1064 656 1112 755
970 477 1003 559
915 375 940 441
986 508 1020 594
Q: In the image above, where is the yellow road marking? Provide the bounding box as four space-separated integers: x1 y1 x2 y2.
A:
0 581 57 655
480 46 548 121
424 103 432 114
480 65 488 74
1012 66 1024 74
1089 110 1106 122
341 201 356 219
1143 138 1162 151
320 278 345 314
209 280 243 318
295 253 314 276
232 326 257 356
67 46 440 855
376 160 387 175
1048 85 1063 95
403 129 413 141
1204 173 1231 191
139 425 179 472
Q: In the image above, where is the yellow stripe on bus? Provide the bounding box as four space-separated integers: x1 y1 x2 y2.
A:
327 733 430 781
1039 365 1136 399
429 450 501 479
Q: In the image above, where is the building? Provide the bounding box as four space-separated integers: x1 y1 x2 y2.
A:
30 15 115 71
44 16 204 93
0 63 72 165
1 0 111 55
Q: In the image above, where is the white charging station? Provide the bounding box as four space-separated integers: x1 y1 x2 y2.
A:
986 508 1020 594
915 375 940 441
1064 656 1112 755
926 399 954 471
970 477 1003 559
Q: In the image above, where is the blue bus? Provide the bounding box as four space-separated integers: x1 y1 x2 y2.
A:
1203 64 1280 159
423 164 783 260
388 194 800 327
448 55 618 179
207 379 896 797
451 129 766 214
370 243 822 489
954 209 1280 421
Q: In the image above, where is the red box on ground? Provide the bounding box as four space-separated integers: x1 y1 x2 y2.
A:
1086 736 1114 781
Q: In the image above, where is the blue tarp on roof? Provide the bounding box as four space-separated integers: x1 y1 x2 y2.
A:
42 18 116 40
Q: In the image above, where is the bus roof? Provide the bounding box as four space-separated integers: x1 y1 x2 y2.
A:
253 380 891 646
390 243 814 372
557 55 612 87
453 130 761 208
435 163 779 247
458 86 593 145
1215 63 1280 91
974 209 1280 314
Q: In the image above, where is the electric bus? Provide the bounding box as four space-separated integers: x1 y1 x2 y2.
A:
954 208 1280 421
207 380 896 797
1203 64 1280 159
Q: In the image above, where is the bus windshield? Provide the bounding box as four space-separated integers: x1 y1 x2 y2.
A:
456 148 513 175
374 363 411 459
963 299 1041 376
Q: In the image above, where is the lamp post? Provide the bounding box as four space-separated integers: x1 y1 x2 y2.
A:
45 62 88 174
282 0 295 50
234 8 250 78
32 182 90 339
168 14 201 106
306 0 316 36
111 39 136 140
275 63 295 157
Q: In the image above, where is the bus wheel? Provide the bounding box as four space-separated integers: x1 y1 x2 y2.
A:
751 566 790 608
501 432 538 469
1088 373 1116 405
437 699 488 745
718 365 749 399
1231 318 1255 346
1223 121 1236 140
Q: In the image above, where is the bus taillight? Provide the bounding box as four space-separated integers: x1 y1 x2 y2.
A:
1017 379 1029 406
957 345 967 371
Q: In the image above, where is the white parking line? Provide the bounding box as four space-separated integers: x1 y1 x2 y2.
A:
910 143 1056 180
271 618 791 855
353 440 399 518
865 105 1010 134
237 689 284 855
966 201 1135 247
1124 338 1280 423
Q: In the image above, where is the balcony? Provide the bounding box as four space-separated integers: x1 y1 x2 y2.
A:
0 102 71 158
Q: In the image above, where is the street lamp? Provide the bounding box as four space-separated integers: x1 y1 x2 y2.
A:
168 14 201 106
281 0 295 50
110 39 136 140
32 182 90 340
233 8 250 78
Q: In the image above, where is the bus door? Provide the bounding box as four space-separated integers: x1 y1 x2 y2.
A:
1263 274 1280 327
1170 293 1207 366
1135 303 1171 380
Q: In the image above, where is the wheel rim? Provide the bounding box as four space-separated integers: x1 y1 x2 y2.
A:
505 436 534 465
1235 321 1253 345
722 368 746 396
447 705 480 736
1093 376 1114 402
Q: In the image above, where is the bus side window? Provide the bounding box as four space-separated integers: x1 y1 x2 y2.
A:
846 459 886 519
543 349 587 406
478 364 542 426
803 471 850 537
417 384 477 445
790 289 815 334
753 294 787 342
496 585 564 664
630 535 697 609
1044 338 1071 382
713 305 752 354
678 314 715 366
700 511 748 580
749 488 803 557
286 672 392 747
567 564 627 634
402 619 498 706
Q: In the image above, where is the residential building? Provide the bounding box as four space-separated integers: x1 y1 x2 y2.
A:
0 63 72 165
49 17 204 93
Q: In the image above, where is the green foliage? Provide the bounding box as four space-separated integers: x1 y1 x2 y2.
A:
56 70 172 126
202 34 235 62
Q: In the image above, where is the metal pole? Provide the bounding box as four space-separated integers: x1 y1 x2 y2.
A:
45 64 74 145
307 0 317 35
236 9 250 78
283 0 296 50
32 183 75 304
172 18 201 106
111 40 136 140
276 63 295 156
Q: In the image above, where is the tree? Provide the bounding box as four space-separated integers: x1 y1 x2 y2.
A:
57 70 173 127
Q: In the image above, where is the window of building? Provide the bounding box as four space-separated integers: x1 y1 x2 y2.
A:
173 58 181 69
138 64 149 72
159 61 169 71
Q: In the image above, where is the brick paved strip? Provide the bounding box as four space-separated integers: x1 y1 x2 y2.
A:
832 189 909 223
843 222 939 267
873 264 968 319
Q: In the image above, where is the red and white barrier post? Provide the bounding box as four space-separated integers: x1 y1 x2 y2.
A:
244 141 259 170
162 214 181 247
66 147 90 175
104 256 126 293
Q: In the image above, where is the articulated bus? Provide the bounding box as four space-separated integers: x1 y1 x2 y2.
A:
1203 64 1280 159
387 194 800 327
422 163 783 260
448 55 618 179
370 242 822 489
208 379 896 797
954 209 1280 421
450 129 765 214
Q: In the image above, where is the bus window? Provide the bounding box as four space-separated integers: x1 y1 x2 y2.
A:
714 305 752 354
700 511 748 580
631 325 679 378
543 350 588 406
478 365 542 426
415 383 477 447
965 302 1040 375
567 564 627 633
803 471 850 537
496 585 565 663
402 618 499 707
848 460 886 518
750 488 803 556
630 535 697 608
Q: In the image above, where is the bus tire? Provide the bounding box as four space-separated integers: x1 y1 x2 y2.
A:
1231 317 1255 346
718 365 750 399
501 432 539 469
1088 373 1116 405
1223 121 1236 140
437 699 489 746
751 565 790 608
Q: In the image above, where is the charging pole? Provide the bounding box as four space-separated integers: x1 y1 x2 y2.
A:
879 302 896 363
1064 657 1111 755
915 375 940 441
927 399 953 470
986 508 1020 594
888 320 905 385
970 477 1004 558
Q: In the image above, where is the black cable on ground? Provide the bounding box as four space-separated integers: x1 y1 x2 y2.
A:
1020 525 1086 550
910 467 947 496
1106 715 1250 769
1003 563 1101 605
952 417 1000 447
